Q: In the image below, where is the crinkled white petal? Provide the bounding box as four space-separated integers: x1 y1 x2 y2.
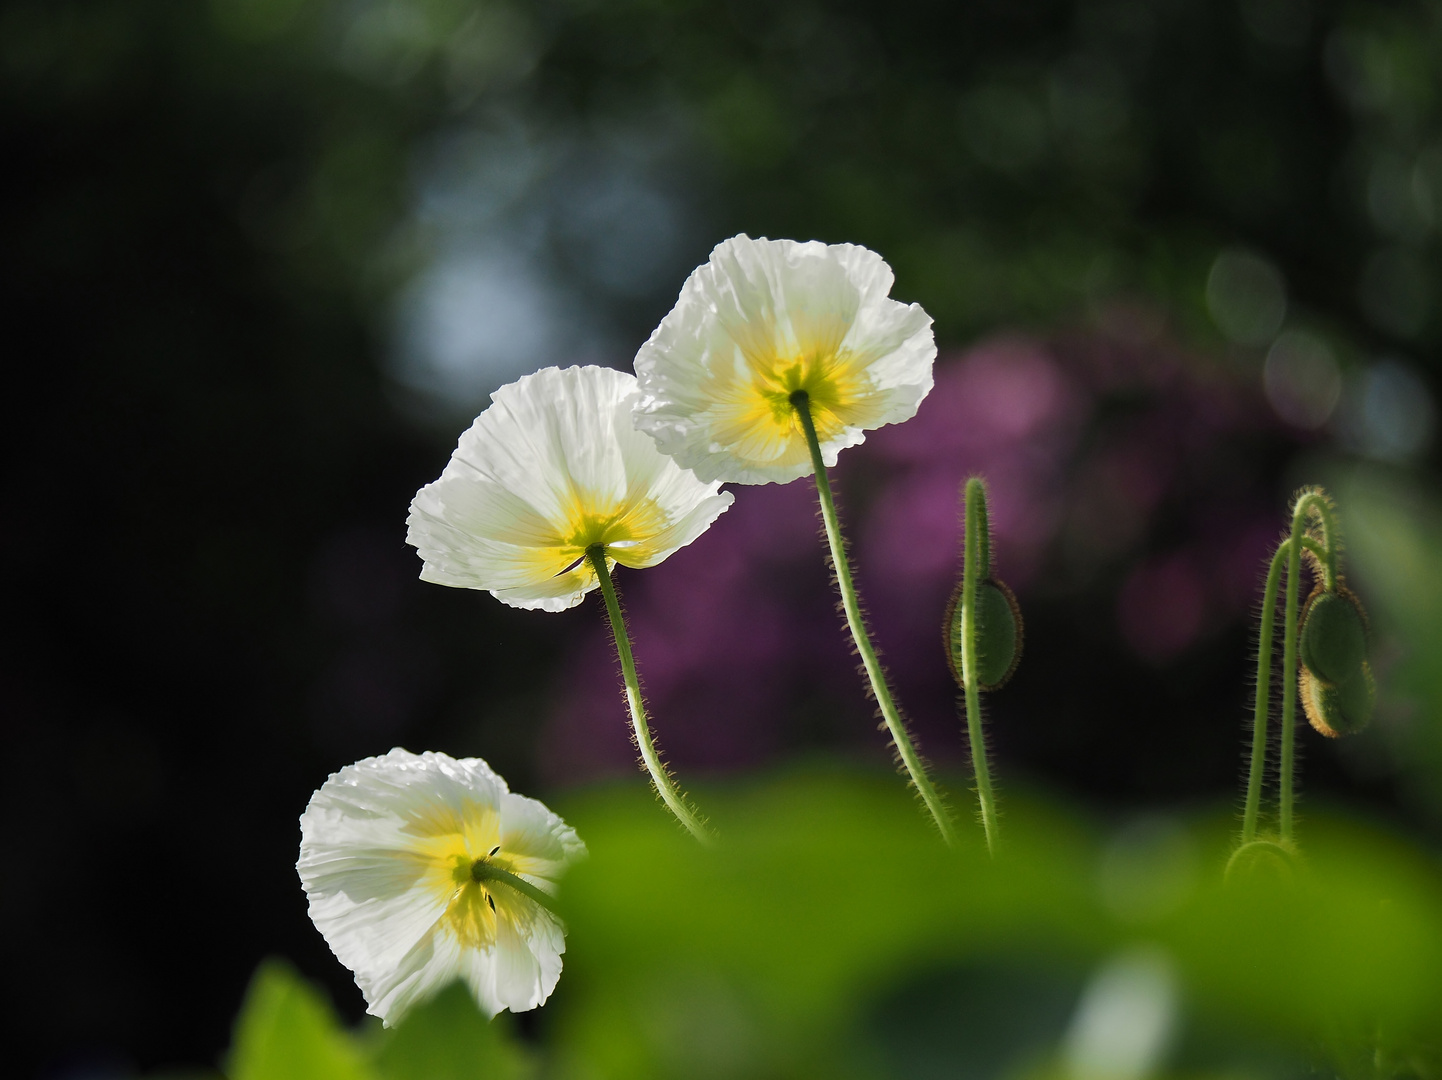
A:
297 748 586 1024
407 365 733 610
458 898 567 1015
499 790 587 881
633 234 936 485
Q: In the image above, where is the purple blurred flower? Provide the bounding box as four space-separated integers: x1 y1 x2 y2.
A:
543 326 1295 784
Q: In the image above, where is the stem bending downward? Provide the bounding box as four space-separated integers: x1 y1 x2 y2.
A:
791 392 958 848
587 547 711 843
1240 489 1336 845
960 479 1000 854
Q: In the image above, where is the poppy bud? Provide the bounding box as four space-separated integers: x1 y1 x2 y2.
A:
1299 587 1368 687
1300 662 1376 738
1297 585 1373 737
945 578 1024 691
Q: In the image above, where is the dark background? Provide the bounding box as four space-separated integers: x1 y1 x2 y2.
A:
4 1 1441 1076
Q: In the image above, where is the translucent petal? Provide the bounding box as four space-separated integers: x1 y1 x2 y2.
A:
634 235 936 485
297 749 582 1024
407 366 732 609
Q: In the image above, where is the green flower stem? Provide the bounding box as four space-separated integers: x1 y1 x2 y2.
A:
1240 490 1339 846
791 392 958 848
961 479 1000 855
587 547 712 844
1278 491 1333 841
471 860 562 918
1298 491 1339 591
1299 536 1328 567
1242 541 1288 843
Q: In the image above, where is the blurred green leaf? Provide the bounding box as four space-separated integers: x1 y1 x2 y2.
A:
551 769 1442 1079
1342 470 1442 819
227 959 375 1080
371 982 533 1080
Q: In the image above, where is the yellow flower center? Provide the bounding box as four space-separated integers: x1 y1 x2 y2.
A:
705 340 882 468
751 353 861 440
445 853 502 949
559 498 669 555
403 798 523 950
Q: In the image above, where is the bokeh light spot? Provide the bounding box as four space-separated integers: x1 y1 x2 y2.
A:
1263 330 1341 429
1206 248 1286 346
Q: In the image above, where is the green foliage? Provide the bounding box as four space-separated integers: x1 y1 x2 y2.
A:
215 774 1442 1079
1339 472 1442 816
224 962 531 1080
548 772 1442 1078
371 983 533 1080
227 960 373 1080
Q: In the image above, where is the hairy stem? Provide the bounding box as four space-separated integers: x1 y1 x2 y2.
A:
961 478 1000 855
1294 490 1338 591
791 392 958 848
588 547 712 843
1279 491 1330 841
1242 541 1289 843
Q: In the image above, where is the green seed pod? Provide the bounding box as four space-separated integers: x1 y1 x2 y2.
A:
1301 661 1375 738
1299 586 1368 687
945 578 1024 691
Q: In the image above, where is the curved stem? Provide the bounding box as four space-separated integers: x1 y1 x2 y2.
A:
791 392 958 848
472 861 562 918
961 479 1000 855
1279 512 1309 843
587 547 712 843
1294 490 1338 591
1242 541 1288 843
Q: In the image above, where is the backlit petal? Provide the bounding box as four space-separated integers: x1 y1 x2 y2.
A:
633 235 936 485
297 749 584 1024
407 365 732 609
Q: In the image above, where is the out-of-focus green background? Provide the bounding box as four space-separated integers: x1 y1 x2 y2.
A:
5 1 1442 1076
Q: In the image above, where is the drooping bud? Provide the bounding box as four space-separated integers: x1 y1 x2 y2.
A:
1300 662 1376 738
1297 584 1373 736
945 577 1024 691
1299 587 1368 687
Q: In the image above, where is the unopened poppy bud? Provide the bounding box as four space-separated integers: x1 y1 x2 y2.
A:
945 578 1024 691
1301 662 1376 738
1297 584 1373 737
1299 586 1368 687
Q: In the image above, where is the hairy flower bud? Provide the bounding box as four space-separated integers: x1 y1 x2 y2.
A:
1298 585 1373 737
945 577 1024 691
1301 662 1376 738
1299 587 1368 687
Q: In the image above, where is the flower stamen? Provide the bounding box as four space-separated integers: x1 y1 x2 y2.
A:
470 856 564 917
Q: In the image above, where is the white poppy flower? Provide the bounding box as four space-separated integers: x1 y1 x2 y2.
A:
406 364 734 612
297 748 586 1024
632 234 936 485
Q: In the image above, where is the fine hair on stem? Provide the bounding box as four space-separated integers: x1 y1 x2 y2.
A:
587 546 712 843
790 390 958 847
958 477 1001 854
1238 487 1338 850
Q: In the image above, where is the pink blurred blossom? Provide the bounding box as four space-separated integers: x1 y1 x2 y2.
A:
541 328 1296 785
